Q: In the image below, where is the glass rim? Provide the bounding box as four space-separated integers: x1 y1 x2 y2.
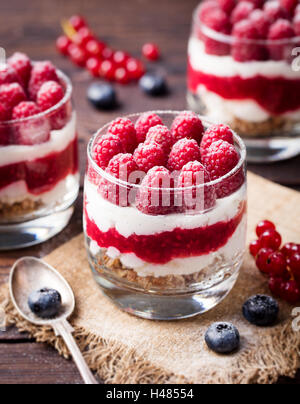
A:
87 110 247 192
0 67 72 126
193 3 300 46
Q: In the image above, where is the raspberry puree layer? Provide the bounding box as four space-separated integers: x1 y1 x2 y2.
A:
85 199 246 265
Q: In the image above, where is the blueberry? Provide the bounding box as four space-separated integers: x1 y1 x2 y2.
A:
28 288 62 319
87 83 117 110
243 295 279 327
205 322 240 354
139 73 168 96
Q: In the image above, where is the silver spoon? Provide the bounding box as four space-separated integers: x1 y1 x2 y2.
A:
9 257 98 385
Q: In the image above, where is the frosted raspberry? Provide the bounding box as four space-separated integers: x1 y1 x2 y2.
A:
178 161 216 212
202 140 244 198
232 19 267 61
280 0 298 14
231 2 255 25
145 125 173 152
12 101 50 146
135 112 163 143
249 10 272 38
108 117 137 153
136 166 177 215
0 65 20 86
217 0 236 14
263 1 289 23
0 83 26 117
133 141 166 173
268 19 295 60
99 153 139 207
28 61 59 100
8 52 32 87
171 111 204 144
92 134 123 169
168 138 201 172
199 1 220 22
201 124 234 158
202 9 232 55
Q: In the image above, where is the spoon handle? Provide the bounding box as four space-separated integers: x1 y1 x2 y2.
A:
53 320 98 385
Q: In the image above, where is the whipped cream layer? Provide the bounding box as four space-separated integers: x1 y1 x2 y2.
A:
85 179 247 239
0 112 76 167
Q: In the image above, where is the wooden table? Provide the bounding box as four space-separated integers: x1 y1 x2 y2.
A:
0 0 299 384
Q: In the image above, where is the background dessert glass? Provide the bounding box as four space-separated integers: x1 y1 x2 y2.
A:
84 111 247 320
187 4 300 163
0 70 79 250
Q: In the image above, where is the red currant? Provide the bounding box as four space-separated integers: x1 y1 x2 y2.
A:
69 15 86 31
74 27 94 47
287 253 300 282
86 57 101 77
281 242 300 258
142 43 161 61
256 248 274 274
249 240 261 257
269 277 285 298
56 36 72 55
99 60 116 81
256 220 276 237
68 44 88 67
102 47 114 60
126 58 145 80
114 67 130 84
265 252 287 277
113 51 129 67
259 230 282 250
281 280 300 304
86 39 105 58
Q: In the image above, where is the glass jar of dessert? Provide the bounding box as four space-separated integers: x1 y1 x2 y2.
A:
187 0 300 162
84 111 247 320
0 53 79 250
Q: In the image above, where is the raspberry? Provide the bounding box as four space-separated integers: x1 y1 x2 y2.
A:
202 9 232 55
99 153 139 207
217 0 236 14
200 124 234 158
199 1 220 22
167 138 201 172
133 142 166 173
263 1 289 23
249 240 261 257
0 83 26 117
249 10 272 39
259 229 282 250
177 161 216 211
0 65 20 86
202 140 243 198
232 19 267 61
231 2 255 25
108 117 137 153
256 248 274 274
92 134 123 169
145 125 172 152
171 111 204 144
280 0 298 14
136 166 177 215
7 52 32 87
256 220 276 237
268 19 295 60
11 101 50 146
28 61 59 100
135 112 163 143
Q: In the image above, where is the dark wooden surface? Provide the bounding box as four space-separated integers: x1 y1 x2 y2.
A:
0 0 299 384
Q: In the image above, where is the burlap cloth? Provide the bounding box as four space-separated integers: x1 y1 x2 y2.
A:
1 172 300 384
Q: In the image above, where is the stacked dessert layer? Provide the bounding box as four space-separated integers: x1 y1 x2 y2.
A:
0 53 78 219
84 112 247 288
188 0 300 135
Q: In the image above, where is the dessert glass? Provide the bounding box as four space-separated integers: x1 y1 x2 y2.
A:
84 111 247 320
187 4 300 163
0 70 79 250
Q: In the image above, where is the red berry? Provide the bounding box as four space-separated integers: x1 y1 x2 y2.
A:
294 14 300 36
0 101 11 122
0 64 20 86
99 60 116 81
167 138 201 172
245 0 264 7
92 134 123 169
102 47 114 60
7 52 32 87
68 44 88 67
133 142 166 173
113 51 129 67
56 36 72 56
37 81 64 111
135 112 163 143
28 61 59 100
0 83 26 117
249 10 272 39
217 0 236 14
142 43 160 61
281 280 300 303
256 220 276 237
86 57 101 77
200 124 234 158
256 248 274 274
280 0 298 14
114 67 130 84
281 242 300 257
12 100 41 119
0 103 11 144
263 1 289 23
73 27 94 47
259 229 282 250
126 58 145 80
85 39 105 58
268 19 295 60
202 8 232 55
145 125 173 153
107 117 137 153
249 240 261 257
171 111 204 144
265 251 288 277
69 15 86 31
232 19 267 61
269 277 285 298
199 1 220 22
287 253 300 281
231 2 255 25
177 161 216 211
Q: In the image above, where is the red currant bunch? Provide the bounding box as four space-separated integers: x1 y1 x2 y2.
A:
250 220 300 304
